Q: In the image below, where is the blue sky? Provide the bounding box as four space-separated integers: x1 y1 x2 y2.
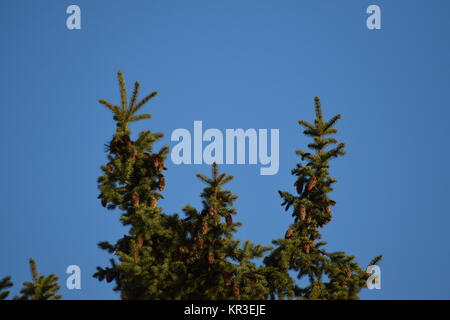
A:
1 0 449 299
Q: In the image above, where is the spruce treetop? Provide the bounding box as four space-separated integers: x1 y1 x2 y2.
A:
14 258 61 300
265 97 381 300
99 70 157 135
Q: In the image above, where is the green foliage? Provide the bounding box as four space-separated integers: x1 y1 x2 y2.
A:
264 97 382 299
95 72 381 300
0 276 13 300
95 70 174 299
175 163 272 299
13 258 61 300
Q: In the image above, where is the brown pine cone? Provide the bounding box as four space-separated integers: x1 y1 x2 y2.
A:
233 283 240 297
208 252 214 264
132 192 140 206
345 269 352 279
158 176 165 191
197 238 204 250
307 176 317 192
131 149 138 162
299 204 306 221
303 244 310 254
223 271 232 286
137 236 143 248
121 135 132 147
209 205 216 217
226 214 232 226
201 220 208 235
150 154 162 171
150 197 157 208
285 228 293 239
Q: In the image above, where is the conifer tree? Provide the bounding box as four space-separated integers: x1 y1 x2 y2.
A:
13 258 61 300
94 73 380 300
264 97 382 299
94 71 180 299
175 163 271 299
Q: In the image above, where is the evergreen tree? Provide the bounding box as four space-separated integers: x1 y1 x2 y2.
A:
94 71 179 299
264 97 382 299
14 258 61 300
94 72 380 300
0 276 13 300
176 163 271 299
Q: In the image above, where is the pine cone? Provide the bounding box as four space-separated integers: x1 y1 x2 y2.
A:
226 214 232 226
137 236 143 248
251 276 257 286
298 204 306 221
150 154 164 172
131 149 138 162
158 158 165 171
345 269 351 279
233 283 240 297
326 205 332 221
121 135 132 147
208 251 214 264
150 197 157 208
132 192 140 206
285 228 293 239
158 176 165 191
310 238 316 247
101 199 107 207
201 220 208 235
341 281 348 289
209 205 216 217
306 176 317 192
223 271 232 286
197 238 204 250
303 244 310 254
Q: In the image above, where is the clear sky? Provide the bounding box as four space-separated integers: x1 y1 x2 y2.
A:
1 0 449 299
